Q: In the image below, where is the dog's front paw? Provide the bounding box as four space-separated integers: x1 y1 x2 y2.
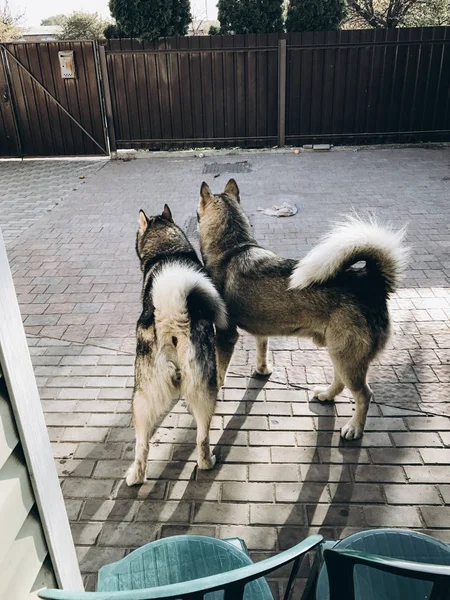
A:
197 453 217 470
313 387 336 402
126 461 146 486
341 418 364 440
255 362 273 377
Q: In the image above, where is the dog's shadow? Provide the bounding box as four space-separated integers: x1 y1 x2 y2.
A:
174 374 271 519
147 374 362 597
75 374 361 595
108 374 270 528
276 398 363 599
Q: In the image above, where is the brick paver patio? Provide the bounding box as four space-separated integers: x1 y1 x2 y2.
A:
2 148 450 597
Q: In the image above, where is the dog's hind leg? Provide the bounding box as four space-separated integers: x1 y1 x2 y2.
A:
314 369 344 401
126 388 173 486
333 359 372 440
255 336 273 376
341 382 372 440
216 326 239 388
187 390 217 470
126 389 152 486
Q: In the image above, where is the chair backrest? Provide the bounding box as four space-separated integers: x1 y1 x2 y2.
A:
39 534 323 600
324 548 450 600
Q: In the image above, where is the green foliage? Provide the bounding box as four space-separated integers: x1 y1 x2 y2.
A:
166 0 191 35
345 0 423 28
0 0 23 41
58 11 110 40
217 0 284 34
286 0 347 31
345 0 450 28
403 0 450 26
103 23 126 38
109 0 150 38
208 24 221 34
108 0 191 39
40 14 67 26
0 21 20 40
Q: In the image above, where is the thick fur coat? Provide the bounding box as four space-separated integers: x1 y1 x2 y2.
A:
197 180 408 440
126 205 226 486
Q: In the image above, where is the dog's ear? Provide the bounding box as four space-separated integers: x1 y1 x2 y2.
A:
224 179 240 203
138 210 152 233
199 181 213 209
162 204 173 222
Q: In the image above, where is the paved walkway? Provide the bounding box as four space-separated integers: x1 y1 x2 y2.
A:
0 159 105 244
3 148 450 597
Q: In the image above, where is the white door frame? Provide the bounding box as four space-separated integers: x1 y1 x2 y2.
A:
0 228 83 591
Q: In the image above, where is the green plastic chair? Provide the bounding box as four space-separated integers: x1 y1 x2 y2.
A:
314 529 450 600
324 547 450 600
38 534 323 600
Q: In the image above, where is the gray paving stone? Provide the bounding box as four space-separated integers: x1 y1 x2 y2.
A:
420 507 450 528
222 483 274 503
193 503 249 524
251 504 305 525
0 159 104 243
307 505 365 527
97 522 160 547
218 526 277 550
275 482 330 503
364 506 422 528
383 484 442 505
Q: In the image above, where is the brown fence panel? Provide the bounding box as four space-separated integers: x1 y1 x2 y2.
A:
286 26 450 145
105 35 279 150
2 41 107 156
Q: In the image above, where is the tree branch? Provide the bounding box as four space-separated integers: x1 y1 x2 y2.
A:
347 0 387 27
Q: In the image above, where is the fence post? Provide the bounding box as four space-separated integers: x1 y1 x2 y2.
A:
97 42 117 154
0 44 23 157
277 38 287 148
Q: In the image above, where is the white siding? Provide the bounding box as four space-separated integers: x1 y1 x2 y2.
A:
0 378 19 470
0 378 57 598
30 559 58 598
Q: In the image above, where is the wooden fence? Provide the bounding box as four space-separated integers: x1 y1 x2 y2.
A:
285 27 450 146
1 27 450 156
103 34 280 150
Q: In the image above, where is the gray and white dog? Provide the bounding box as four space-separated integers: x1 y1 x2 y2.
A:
126 205 227 486
197 180 408 441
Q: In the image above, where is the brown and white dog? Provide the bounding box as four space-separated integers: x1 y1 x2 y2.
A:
126 205 226 486
197 180 408 440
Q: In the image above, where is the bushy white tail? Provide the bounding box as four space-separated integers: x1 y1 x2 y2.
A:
289 215 409 293
152 262 227 330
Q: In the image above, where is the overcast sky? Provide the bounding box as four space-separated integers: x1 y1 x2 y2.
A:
11 0 218 26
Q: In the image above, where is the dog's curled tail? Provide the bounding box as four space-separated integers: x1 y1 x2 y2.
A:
151 262 227 331
289 215 409 294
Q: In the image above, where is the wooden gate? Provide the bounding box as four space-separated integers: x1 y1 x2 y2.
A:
0 48 21 156
0 42 108 157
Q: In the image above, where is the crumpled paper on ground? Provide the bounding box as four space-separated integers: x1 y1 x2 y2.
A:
257 202 298 217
